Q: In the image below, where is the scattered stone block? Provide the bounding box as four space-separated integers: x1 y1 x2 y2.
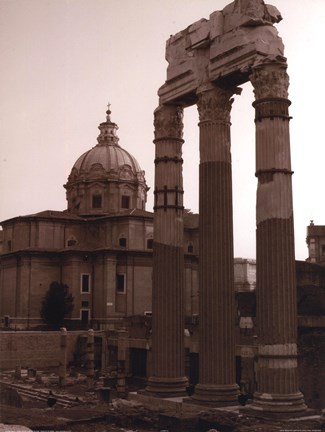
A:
27 368 36 378
96 386 112 403
35 371 43 384
0 383 23 407
14 365 21 379
0 424 32 432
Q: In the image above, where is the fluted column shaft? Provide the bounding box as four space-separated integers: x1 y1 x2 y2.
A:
192 84 240 404
146 104 188 397
249 63 306 414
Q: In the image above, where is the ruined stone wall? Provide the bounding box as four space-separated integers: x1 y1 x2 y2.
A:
234 263 325 410
298 328 325 409
0 331 83 370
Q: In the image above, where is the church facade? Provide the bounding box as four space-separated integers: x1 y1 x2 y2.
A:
0 106 199 329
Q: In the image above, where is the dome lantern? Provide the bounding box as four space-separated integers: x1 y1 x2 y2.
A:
97 102 119 146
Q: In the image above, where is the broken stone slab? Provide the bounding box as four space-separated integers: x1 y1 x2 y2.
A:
14 365 21 379
96 386 112 403
0 425 32 432
222 0 282 33
0 383 23 408
27 368 36 378
198 409 240 431
35 371 43 384
159 0 285 105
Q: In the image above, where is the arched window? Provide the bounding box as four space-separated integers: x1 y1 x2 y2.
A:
187 243 194 253
67 236 77 247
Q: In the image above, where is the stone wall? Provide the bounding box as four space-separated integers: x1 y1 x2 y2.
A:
298 328 325 409
0 330 85 370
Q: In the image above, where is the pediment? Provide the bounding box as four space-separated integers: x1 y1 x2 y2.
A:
119 165 135 181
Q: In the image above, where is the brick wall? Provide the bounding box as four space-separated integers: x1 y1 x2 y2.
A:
0 331 85 370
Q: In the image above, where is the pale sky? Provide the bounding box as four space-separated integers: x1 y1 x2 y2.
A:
1 0 325 260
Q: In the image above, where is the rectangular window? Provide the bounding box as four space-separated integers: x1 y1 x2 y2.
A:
119 237 127 247
81 274 90 293
121 195 130 209
147 239 153 249
81 309 90 323
4 315 10 327
92 194 102 209
116 274 126 294
322 245 325 255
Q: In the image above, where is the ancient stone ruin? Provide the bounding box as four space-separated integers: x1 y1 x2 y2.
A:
146 0 307 416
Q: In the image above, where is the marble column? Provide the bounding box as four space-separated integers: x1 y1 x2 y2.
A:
59 327 67 386
145 104 188 396
87 329 95 388
249 62 306 414
191 84 240 404
117 328 128 398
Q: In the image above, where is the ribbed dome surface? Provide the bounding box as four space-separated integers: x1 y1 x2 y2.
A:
73 143 141 175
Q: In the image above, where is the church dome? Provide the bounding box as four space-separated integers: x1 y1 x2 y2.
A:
73 142 142 175
65 105 148 216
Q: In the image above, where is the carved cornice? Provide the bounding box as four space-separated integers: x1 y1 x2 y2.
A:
154 105 184 140
196 85 241 123
250 65 289 100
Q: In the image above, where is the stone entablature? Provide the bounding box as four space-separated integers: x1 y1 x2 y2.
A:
159 0 284 106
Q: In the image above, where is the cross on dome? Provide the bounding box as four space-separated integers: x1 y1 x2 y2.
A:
106 101 111 121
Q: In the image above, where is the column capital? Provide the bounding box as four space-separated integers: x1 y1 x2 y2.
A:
154 104 184 141
196 84 241 123
250 62 289 100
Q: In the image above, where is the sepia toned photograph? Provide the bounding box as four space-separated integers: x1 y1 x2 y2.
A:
0 1 324 431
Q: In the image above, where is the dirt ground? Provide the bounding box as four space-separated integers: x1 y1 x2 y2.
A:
1 401 323 432
0 403 157 432
0 370 323 432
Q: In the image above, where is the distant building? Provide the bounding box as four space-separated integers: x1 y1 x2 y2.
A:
234 258 256 292
306 220 325 264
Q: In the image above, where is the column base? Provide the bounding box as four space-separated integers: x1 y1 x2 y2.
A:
190 383 239 406
242 391 307 419
144 376 188 398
